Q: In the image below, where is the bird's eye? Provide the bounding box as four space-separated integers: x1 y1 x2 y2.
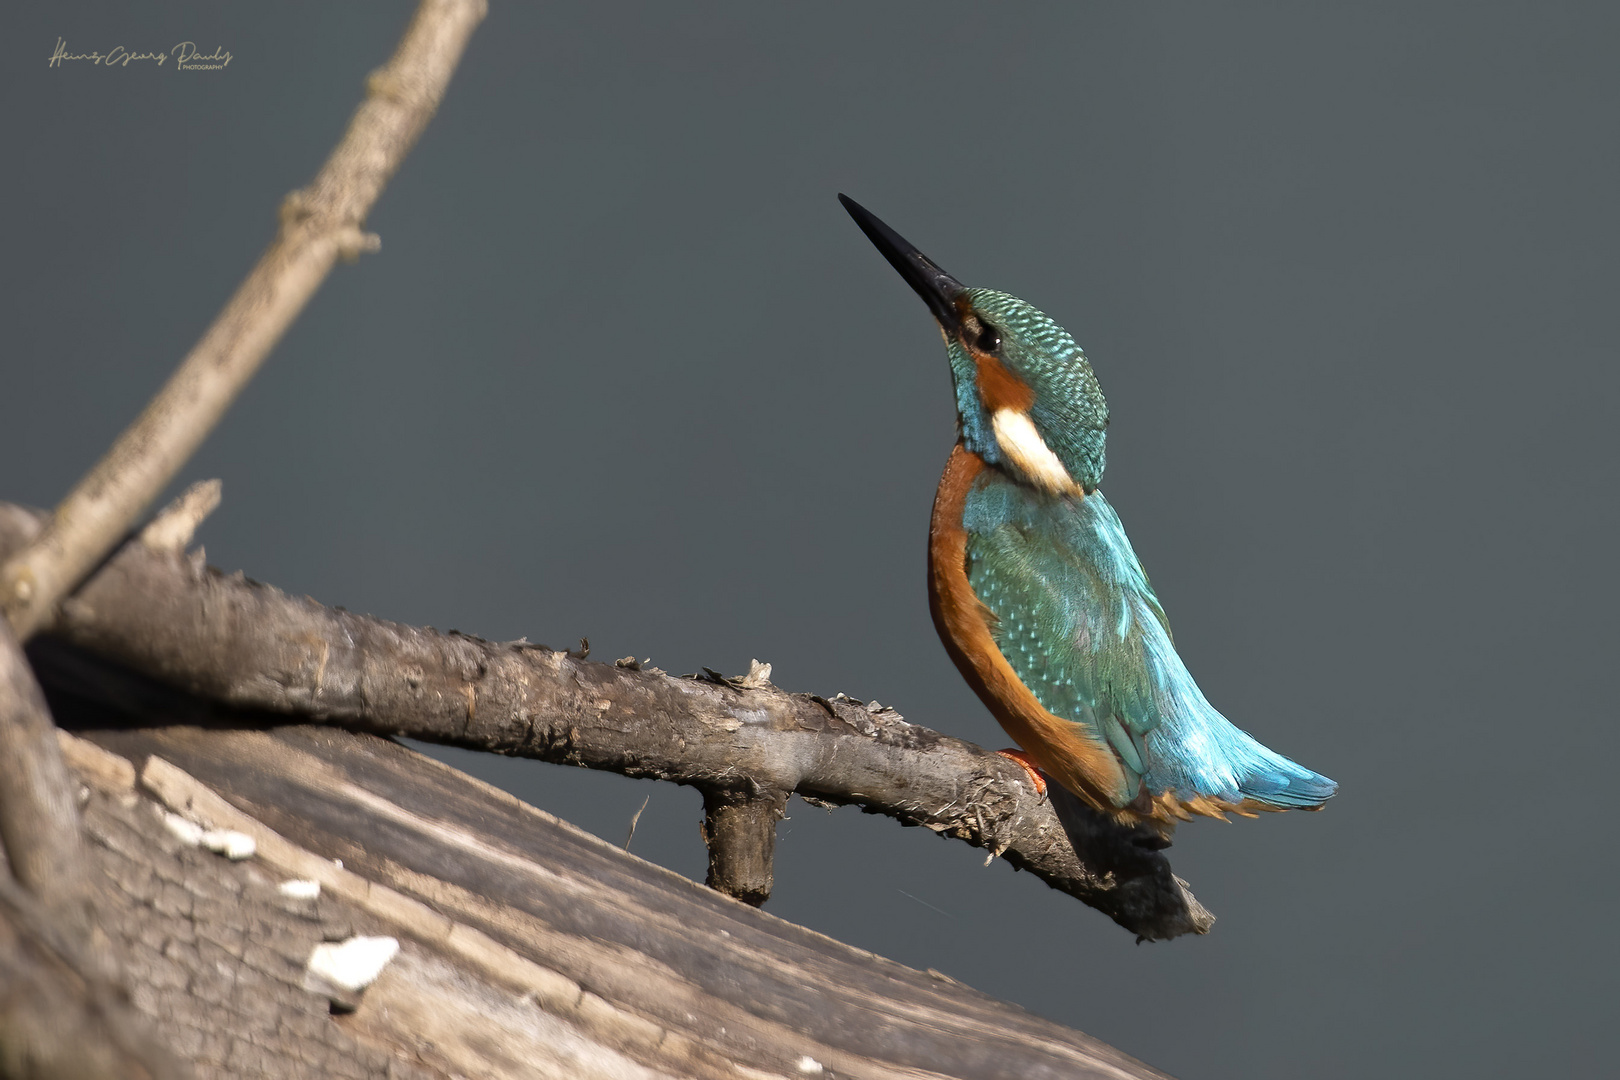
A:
973 321 1001 354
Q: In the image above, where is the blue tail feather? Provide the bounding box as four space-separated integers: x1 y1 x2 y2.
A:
1138 670 1338 811
962 477 1336 816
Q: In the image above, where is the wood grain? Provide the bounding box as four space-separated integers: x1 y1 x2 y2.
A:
77 720 1173 1080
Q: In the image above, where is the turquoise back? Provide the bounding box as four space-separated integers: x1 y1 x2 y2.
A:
962 470 1337 810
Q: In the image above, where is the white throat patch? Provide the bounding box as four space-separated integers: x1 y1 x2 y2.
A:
991 408 1083 496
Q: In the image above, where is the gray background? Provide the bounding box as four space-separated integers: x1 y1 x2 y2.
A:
5 4 1616 1078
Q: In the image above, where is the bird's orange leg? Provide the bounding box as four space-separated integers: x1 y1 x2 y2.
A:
995 748 1047 796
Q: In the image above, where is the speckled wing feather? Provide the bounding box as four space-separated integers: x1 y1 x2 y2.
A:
962 470 1337 814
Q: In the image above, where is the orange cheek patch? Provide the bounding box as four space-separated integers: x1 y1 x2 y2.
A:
972 353 1035 413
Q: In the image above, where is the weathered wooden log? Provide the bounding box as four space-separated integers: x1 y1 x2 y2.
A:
46 692 1173 1079
0 866 191 1080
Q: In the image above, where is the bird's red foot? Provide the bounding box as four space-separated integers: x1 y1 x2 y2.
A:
996 748 1047 796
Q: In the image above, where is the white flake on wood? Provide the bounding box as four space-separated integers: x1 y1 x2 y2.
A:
201 828 256 859
307 935 400 993
162 811 205 846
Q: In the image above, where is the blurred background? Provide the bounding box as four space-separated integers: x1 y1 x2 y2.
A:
4 4 1617 1078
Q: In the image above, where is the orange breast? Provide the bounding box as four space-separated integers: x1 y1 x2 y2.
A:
927 445 1133 813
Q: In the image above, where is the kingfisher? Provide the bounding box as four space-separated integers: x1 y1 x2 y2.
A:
840 194 1336 829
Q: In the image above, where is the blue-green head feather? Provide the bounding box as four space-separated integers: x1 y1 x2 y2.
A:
945 288 1109 493
838 195 1108 493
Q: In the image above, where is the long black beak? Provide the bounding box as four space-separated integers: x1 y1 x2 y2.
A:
839 194 966 335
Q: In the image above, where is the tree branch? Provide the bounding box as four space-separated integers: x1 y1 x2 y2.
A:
0 8 482 1068
0 502 1213 942
702 790 786 906
0 0 487 641
0 609 91 921
0 575 187 1078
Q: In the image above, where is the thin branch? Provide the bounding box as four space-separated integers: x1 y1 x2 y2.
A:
0 0 487 641
138 479 222 555
702 790 786 906
0 480 219 913
1 502 1213 941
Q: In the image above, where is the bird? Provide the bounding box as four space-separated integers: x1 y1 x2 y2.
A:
839 194 1336 829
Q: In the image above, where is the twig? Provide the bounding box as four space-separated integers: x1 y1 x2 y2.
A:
139 480 222 555
702 790 786 906
624 794 651 852
0 0 487 641
1 502 1213 941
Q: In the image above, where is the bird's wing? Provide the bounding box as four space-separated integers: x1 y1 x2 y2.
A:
962 478 1172 800
963 474 1337 816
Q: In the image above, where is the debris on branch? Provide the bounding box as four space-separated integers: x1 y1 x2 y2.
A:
1 501 1213 942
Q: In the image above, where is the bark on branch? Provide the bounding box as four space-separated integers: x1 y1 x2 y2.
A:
0 502 1212 942
0 583 187 1078
0 0 487 641
702 790 786 907
0 616 90 916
